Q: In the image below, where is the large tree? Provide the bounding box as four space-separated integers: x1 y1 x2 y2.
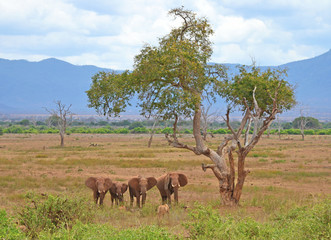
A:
86 7 296 205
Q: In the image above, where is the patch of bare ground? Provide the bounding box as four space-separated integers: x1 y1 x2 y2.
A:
0 133 330 225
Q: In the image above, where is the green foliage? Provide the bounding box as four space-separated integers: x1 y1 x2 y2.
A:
128 121 145 129
185 200 331 240
86 71 135 117
0 209 26 240
18 119 30 126
293 116 321 129
86 7 227 121
221 65 296 115
37 222 177 240
17 192 94 239
130 127 149 133
0 127 3 135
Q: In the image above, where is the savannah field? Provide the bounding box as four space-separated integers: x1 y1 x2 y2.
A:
0 133 330 239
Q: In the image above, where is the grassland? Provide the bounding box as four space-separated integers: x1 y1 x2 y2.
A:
0 133 330 239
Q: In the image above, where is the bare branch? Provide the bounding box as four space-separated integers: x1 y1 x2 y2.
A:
216 135 234 156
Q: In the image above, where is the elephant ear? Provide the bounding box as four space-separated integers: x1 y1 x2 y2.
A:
104 178 113 190
85 177 97 190
147 177 157 190
178 174 188 187
128 177 140 190
164 174 170 190
121 183 128 193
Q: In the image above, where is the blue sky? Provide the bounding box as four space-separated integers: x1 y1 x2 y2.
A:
0 0 330 69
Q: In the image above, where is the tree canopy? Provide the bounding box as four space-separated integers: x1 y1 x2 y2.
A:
86 7 227 121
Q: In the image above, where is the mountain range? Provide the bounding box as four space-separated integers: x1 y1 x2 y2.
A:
0 50 330 120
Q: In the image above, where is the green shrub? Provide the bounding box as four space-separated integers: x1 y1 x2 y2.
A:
161 127 173 134
38 222 177 240
185 200 331 240
0 127 3 135
131 127 149 133
0 209 26 240
17 192 94 239
114 128 129 134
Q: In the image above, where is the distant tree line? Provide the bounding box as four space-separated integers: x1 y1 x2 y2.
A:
0 117 331 136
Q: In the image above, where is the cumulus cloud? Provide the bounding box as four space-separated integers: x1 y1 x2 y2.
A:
0 0 330 69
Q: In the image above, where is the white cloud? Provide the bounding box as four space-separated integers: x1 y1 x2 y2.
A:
0 0 330 69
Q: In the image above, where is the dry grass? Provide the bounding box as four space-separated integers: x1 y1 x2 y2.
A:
0 133 330 228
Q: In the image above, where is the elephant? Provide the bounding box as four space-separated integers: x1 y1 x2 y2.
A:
109 182 128 206
85 177 112 205
128 176 157 208
156 172 188 205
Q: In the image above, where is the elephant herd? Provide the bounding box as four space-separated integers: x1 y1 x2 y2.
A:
85 172 188 208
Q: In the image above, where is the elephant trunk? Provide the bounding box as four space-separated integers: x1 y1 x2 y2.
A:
141 191 147 207
174 186 179 204
99 192 106 205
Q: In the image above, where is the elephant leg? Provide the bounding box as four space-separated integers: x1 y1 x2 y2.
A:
129 189 134 207
174 188 179 204
115 197 119 205
99 193 105 205
93 191 99 204
111 196 114 206
162 196 167 204
166 190 172 205
202 163 222 181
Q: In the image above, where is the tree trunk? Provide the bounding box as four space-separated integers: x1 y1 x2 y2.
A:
60 132 64 147
232 152 249 204
148 118 158 148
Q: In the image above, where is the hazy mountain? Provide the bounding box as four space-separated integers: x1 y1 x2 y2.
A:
0 50 330 119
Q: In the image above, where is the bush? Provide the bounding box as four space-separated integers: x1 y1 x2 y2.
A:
212 128 230 134
161 127 173 134
0 209 26 240
38 222 176 240
17 192 94 239
131 127 149 133
185 200 331 240
0 127 3 135
114 128 129 134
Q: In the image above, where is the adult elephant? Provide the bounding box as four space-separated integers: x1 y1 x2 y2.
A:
85 177 112 205
128 176 157 208
109 182 128 206
156 172 188 205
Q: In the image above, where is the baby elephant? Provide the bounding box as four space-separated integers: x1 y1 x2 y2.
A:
157 204 170 219
109 182 128 206
85 177 112 205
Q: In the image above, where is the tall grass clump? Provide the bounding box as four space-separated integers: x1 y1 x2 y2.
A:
38 223 177 240
17 192 94 239
0 209 26 240
184 199 330 239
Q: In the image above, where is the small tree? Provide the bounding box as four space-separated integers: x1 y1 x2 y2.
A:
45 101 73 147
86 7 296 205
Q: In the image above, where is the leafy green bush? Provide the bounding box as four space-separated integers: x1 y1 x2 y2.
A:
38 222 177 240
131 127 149 133
0 127 3 135
212 128 230 134
114 128 129 134
0 209 26 240
185 200 331 240
161 127 173 134
17 192 94 239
